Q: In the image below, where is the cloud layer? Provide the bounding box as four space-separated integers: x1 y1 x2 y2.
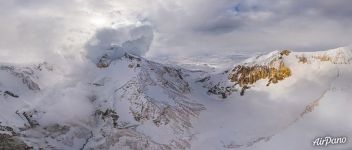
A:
1 0 352 63
85 25 154 63
144 0 352 57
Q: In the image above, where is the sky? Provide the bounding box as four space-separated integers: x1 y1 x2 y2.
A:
1 0 352 64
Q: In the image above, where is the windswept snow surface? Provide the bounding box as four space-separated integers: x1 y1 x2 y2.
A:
0 47 352 150
190 47 352 150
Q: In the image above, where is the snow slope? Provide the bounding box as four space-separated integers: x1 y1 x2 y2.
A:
0 47 352 150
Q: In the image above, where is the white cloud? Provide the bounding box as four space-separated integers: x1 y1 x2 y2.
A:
85 24 154 63
1 0 352 63
144 0 352 57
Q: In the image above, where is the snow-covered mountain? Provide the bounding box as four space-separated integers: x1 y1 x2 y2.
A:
1 47 352 150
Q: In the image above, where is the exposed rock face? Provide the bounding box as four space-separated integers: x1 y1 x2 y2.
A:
96 54 112 68
2 91 19 98
204 50 293 97
96 109 119 128
0 134 29 150
229 61 291 87
0 65 41 91
280 50 291 56
0 125 30 150
296 55 308 64
295 48 352 64
227 50 292 95
0 125 16 136
16 110 40 128
207 83 237 98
